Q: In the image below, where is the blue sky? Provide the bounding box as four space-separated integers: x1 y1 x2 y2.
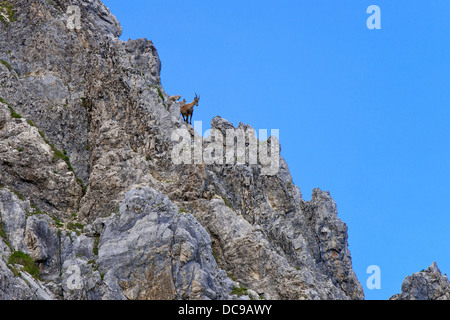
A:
102 0 450 300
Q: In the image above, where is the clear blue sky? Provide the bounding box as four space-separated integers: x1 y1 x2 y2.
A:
102 0 450 300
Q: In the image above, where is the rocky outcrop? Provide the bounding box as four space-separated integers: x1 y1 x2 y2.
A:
0 188 56 300
181 118 363 299
97 187 233 300
1 186 235 300
1 0 365 300
390 262 450 300
0 101 82 218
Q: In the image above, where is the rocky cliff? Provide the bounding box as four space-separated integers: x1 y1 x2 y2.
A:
0 0 367 300
390 262 450 300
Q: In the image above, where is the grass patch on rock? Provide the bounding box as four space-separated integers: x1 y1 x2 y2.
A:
0 1 17 24
8 251 40 279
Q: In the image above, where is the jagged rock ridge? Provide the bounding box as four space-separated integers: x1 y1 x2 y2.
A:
390 262 450 300
1 0 364 300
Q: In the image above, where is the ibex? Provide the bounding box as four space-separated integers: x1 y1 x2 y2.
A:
169 95 181 102
167 95 182 110
180 93 200 125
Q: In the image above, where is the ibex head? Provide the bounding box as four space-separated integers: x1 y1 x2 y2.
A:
194 93 200 106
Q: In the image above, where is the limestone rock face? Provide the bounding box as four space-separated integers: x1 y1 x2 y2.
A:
0 0 367 300
97 187 232 300
390 263 450 300
0 102 82 218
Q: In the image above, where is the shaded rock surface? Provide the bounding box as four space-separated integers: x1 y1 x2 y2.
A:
98 187 233 300
1 0 366 300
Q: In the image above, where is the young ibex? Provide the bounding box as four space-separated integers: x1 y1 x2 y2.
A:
180 93 200 124
167 95 182 110
169 95 181 102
